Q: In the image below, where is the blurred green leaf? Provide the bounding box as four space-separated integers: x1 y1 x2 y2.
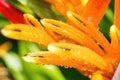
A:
0 14 10 27
2 52 27 80
106 7 114 23
2 53 22 71
7 0 33 14
59 67 89 80
24 0 66 21
18 41 66 80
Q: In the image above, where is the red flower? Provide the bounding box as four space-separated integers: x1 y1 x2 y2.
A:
0 0 26 23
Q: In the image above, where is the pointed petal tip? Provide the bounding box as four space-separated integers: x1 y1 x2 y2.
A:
1 29 12 37
22 53 38 63
22 56 32 62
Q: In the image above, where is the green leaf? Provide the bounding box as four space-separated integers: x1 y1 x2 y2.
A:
2 52 27 80
25 0 65 20
0 14 10 27
18 41 66 80
7 0 33 14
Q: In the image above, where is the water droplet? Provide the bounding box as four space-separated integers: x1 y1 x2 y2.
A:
84 62 88 65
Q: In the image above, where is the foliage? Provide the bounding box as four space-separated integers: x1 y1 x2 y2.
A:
0 0 114 80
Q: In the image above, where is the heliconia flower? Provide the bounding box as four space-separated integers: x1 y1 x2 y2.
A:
0 0 26 23
1 0 120 80
46 0 110 26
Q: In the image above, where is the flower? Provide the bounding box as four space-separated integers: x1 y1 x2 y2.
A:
47 0 110 26
1 0 120 80
0 0 26 23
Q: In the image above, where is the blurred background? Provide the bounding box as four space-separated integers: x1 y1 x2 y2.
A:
0 0 114 80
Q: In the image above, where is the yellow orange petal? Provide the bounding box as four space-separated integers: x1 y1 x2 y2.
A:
23 43 108 73
1 24 55 46
81 0 110 25
41 18 105 56
110 25 120 61
114 0 120 29
67 11 114 57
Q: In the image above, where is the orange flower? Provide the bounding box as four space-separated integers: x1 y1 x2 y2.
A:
47 0 110 26
114 0 120 29
1 0 120 80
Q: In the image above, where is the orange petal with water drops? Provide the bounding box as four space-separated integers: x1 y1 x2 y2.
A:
1 24 55 46
24 14 44 30
47 0 110 26
24 14 58 41
23 43 110 72
46 0 85 16
67 11 114 57
41 18 106 57
114 0 120 29
81 0 110 26
46 0 67 15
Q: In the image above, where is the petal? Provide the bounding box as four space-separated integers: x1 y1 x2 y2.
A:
46 0 85 15
110 25 120 59
67 11 114 57
81 0 110 26
47 0 110 26
114 0 120 29
23 43 109 73
1 24 55 46
41 18 105 56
